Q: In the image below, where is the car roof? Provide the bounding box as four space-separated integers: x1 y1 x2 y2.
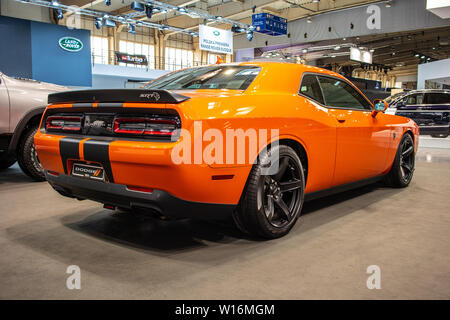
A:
405 89 450 94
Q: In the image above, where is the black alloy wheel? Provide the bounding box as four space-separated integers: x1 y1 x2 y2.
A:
399 135 415 184
259 155 303 228
385 133 415 188
233 145 305 239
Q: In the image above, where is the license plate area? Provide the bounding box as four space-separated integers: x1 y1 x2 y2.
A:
71 162 105 181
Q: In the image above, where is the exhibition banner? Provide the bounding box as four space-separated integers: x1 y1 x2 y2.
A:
199 25 233 55
115 52 148 66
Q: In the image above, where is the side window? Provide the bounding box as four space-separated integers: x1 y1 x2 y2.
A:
317 76 372 110
404 94 424 105
425 93 450 104
299 74 324 104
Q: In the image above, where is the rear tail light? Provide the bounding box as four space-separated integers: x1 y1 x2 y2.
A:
46 115 82 132
113 117 179 137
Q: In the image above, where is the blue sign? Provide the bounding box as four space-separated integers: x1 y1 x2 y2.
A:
252 13 287 36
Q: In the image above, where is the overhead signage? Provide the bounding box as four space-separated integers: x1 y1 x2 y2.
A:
199 25 233 55
59 37 83 52
115 52 148 66
252 13 287 36
350 47 373 64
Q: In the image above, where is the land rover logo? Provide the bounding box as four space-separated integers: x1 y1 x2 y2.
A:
213 30 220 36
139 92 161 101
59 37 83 52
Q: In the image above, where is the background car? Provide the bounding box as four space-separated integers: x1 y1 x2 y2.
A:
388 89 450 138
0 71 67 180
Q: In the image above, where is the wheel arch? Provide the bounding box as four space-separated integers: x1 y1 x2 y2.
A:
8 107 45 155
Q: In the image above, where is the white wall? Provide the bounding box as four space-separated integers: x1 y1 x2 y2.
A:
417 58 450 89
396 75 418 83
91 64 169 89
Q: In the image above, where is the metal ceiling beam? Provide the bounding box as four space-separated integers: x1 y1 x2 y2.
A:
14 0 199 36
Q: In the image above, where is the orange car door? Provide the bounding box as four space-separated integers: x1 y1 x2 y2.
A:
317 76 391 186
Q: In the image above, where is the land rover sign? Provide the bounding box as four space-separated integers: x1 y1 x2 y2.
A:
199 25 233 54
59 37 83 52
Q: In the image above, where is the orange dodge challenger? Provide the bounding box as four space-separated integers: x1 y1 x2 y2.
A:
34 62 419 239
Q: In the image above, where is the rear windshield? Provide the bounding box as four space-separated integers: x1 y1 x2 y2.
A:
143 65 261 91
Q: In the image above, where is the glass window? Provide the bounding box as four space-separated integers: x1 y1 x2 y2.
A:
404 94 424 105
118 40 155 69
208 53 225 65
165 47 194 71
144 65 261 90
318 76 372 110
299 74 324 104
91 36 109 65
425 93 450 104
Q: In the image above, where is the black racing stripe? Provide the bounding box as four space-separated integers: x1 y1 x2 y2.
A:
97 102 123 108
72 103 94 108
83 139 114 183
59 137 84 174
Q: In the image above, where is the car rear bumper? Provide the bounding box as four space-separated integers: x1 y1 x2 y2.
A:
45 171 235 220
35 133 251 205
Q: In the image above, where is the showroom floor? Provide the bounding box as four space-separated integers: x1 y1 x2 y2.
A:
0 137 449 299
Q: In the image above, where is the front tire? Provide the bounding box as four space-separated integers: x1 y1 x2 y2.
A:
233 145 305 239
17 123 45 181
385 133 415 188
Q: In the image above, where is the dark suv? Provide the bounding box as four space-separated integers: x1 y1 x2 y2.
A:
389 90 450 138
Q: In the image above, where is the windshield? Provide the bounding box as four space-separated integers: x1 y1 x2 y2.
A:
385 92 406 104
144 65 261 91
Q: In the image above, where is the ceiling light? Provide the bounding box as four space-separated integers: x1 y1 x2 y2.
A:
334 46 341 50
370 49 375 52
312 0 320 2
55 9 63 20
104 0 111 6
421 55 425 59
145 5 153 19
131 1 145 12
128 23 135 34
302 49 308 53
178 7 187 13
307 17 312 23
103 18 116 28
94 17 102 29
51 0 59 6
246 30 254 41
385 1 392 8
414 53 420 57
331 55 336 58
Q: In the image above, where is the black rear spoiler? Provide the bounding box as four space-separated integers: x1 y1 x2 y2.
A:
48 89 190 104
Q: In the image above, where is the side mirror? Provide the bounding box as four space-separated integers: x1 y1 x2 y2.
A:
372 99 388 117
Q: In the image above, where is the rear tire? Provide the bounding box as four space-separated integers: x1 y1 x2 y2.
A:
17 123 45 181
384 133 415 188
233 145 305 239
